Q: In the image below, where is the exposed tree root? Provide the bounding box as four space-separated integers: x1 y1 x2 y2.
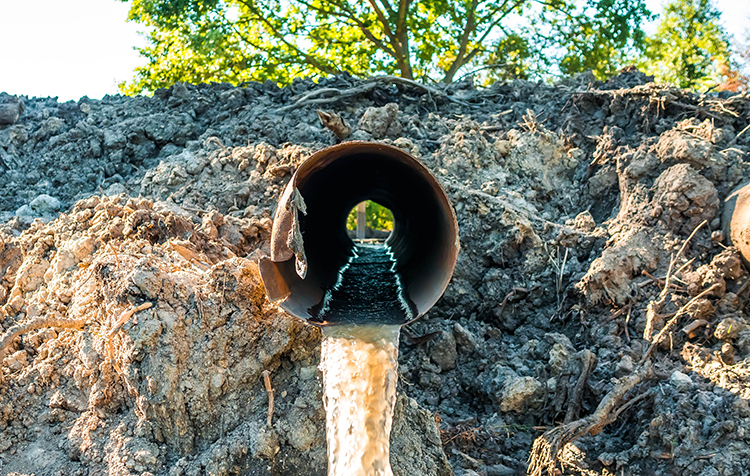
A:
277 75 467 113
0 316 88 367
564 350 597 425
527 364 653 476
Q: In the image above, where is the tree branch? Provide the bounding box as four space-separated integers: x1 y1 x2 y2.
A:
443 0 479 83
293 0 395 56
367 0 412 77
236 0 341 75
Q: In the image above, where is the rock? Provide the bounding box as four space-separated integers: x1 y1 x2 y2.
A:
714 317 742 340
615 355 635 377
29 194 62 215
5 350 28 372
391 396 453 476
651 163 719 234
500 376 542 412
105 183 127 196
485 463 515 476
14 204 35 218
711 249 744 280
429 330 458 371
669 370 693 392
720 343 735 365
453 323 478 353
547 333 574 375
573 210 596 232
358 103 400 139
0 99 23 125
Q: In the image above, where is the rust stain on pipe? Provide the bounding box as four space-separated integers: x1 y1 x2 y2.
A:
258 141 459 326
723 180 750 263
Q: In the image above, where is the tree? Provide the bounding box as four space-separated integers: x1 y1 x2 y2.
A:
119 0 652 94
638 0 734 91
722 19 750 92
346 201 394 232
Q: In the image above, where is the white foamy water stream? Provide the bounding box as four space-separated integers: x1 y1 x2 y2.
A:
319 324 400 476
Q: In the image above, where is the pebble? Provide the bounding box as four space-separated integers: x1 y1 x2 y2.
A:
453 323 478 353
669 370 693 392
429 330 458 371
500 376 542 412
29 194 62 215
0 101 22 125
714 317 741 340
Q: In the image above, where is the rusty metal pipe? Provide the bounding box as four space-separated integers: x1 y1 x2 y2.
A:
258 142 459 326
723 180 750 263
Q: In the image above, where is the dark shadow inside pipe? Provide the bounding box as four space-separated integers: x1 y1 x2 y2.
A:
259 142 458 326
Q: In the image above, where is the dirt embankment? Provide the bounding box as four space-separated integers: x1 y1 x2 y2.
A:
1 70 750 476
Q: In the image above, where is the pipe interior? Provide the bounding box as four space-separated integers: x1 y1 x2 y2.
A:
280 147 456 325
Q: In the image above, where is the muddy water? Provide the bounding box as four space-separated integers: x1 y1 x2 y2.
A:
320 324 401 476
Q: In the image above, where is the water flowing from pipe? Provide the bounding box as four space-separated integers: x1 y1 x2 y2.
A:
319 324 400 476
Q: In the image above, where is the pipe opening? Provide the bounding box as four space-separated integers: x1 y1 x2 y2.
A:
346 200 394 240
259 142 459 326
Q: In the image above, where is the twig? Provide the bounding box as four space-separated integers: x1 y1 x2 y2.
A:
170 241 209 270
660 220 707 300
106 302 153 374
107 242 121 268
263 370 274 426
624 304 632 342
736 277 750 297
642 283 721 363
0 316 88 367
729 123 750 146
564 350 597 424
604 303 630 321
108 302 153 337
496 289 516 316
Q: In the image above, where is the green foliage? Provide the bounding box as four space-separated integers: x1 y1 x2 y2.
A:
346 201 394 232
638 0 733 91
120 0 653 93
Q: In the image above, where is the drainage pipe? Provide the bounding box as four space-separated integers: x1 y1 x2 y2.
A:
258 141 459 326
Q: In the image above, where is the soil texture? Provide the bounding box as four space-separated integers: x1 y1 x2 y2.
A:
1 70 750 476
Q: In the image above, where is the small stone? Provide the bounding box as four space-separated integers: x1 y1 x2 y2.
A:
358 103 400 139
615 355 635 377
429 330 457 371
485 463 515 475
548 343 572 375
452 323 478 353
15 204 35 218
0 101 22 125
669 370 692 391
29 194 62 215
711 249 743 280
714 317 741 340
500 376 542 412
573 211 596 232
105 183 127 196
5 350 28 372
251 427 280 459
720 343 735 365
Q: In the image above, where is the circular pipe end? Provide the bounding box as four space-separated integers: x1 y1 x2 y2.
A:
259 142 459 326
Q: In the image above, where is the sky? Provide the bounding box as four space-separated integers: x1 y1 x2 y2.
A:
0 0 748 103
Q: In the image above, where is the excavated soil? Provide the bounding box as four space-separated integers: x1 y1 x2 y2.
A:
1 70 750 476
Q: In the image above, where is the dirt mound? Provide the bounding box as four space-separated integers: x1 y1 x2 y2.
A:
0 73 749 476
